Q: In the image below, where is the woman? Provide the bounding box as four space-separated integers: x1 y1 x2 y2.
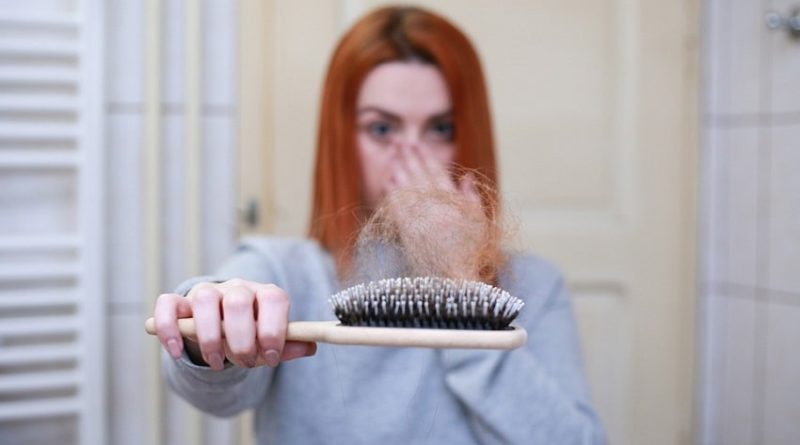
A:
154 6 606 444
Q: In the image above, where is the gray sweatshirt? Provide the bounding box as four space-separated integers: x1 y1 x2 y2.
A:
163 236 607 444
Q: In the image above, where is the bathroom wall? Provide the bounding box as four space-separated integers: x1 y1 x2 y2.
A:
700 0 800 443
105 1 241 444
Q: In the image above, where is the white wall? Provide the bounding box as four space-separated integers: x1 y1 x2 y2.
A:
105 1 239 444
700 0 800 443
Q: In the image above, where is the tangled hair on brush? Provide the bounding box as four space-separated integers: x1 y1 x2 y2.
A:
348 170 517 286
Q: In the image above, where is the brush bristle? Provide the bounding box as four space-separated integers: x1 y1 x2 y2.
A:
330 277 524 330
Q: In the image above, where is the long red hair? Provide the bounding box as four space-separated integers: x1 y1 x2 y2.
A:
309 6 498 271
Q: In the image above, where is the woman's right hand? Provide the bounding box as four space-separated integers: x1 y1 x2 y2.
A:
153 279 317 371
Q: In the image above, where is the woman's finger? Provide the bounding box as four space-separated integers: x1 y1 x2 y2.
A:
412 143 441 176
221 285 258 368
401 144 430 185
219 277 261 293
254 284 290 368
459 172 482 205
390 157 411 189
153 293 193 359
189 284 225 371
281 341 317 362
411 143 456 191
225 340 315 368
394 144 427 189
384 173 399 195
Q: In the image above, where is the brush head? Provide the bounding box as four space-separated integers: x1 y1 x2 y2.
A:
330 277 524 330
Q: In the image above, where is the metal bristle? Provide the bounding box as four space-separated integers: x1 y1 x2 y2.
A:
329 277 524 330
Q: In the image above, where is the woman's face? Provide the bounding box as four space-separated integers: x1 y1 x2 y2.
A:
356 61 456 208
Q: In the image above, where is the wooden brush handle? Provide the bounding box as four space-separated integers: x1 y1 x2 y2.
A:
144 318 526 350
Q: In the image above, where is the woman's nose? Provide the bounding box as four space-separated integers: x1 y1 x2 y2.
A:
392 128 425 152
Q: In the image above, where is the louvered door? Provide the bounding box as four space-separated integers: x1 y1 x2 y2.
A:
0 2 105 444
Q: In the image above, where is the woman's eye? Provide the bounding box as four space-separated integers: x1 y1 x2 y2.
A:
367 122 394 139
429 121 454 141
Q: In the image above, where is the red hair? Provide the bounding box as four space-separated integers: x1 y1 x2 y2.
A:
309 6 498 271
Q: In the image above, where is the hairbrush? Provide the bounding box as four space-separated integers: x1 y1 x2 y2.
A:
145 277 527 350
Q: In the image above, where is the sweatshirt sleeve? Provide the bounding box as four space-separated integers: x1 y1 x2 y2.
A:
161 242 287 417
439 258 607 444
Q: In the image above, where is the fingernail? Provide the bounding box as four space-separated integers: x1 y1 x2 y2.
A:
166 338 182 359
264 349 280 368
207 352 224 371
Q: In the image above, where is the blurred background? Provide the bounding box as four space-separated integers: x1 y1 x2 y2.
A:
0 0 797 444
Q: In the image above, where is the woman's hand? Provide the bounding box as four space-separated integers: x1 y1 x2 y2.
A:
153 279 317 371
386 143 481 204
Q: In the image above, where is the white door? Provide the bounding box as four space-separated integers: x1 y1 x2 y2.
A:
239 1 699 443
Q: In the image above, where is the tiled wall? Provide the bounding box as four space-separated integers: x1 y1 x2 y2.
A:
105 1 240 444
700 0 800 444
